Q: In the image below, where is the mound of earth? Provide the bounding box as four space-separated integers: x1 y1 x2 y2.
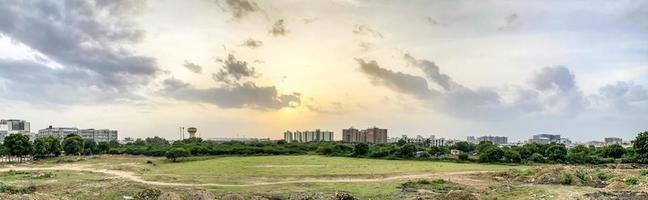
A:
584 191 648 200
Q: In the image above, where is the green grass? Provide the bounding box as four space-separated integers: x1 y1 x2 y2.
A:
140 155 525 184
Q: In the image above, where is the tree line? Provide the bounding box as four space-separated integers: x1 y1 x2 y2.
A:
1 131 647 165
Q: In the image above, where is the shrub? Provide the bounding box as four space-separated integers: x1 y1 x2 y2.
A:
134 188 162 200
625 176 639 185
530 153 544 163
457 153 469 161
574 170 588 181
0 183 36 194
560 171 573 185
595 170 613 181
640 169 648 176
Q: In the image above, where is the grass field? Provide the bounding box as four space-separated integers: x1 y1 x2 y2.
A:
3 155 638 199
139 155 527 184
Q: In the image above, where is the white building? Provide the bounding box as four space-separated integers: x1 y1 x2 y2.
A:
38 126 118 142
283 129 333 143
0 119 30 141
38 126 80 138
79 129 118 142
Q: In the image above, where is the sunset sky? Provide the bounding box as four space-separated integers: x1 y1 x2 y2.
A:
0 0 647 142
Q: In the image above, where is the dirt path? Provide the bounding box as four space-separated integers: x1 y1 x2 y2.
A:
0 164 497 187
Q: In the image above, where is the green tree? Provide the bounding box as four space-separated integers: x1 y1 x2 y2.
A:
603 144 626 159
476 141 496 154
396 139 407 146
398 144 417 158
145 136 169 145
33 137 50 158
83 139 97 155
451 141 474 153
62 134 84 156
3 134 34 162
545 144 567 163
478 146 504 162
48 136 62 156
97 142 110 154
165 147 190 162
503 148 522 163
633 131 648 163
353 143 369 156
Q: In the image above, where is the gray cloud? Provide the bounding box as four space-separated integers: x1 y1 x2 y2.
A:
162 54 300 110
269 19 287 36
0 0 158 104
355 58 436 99
162 79 300 110
596 81 648 112
498 13 518 31
404 53 455 91
352 24 383 38
182 60 203 74
357 54 601 119
241 38 263 48
0 60 138 105
213 54 258 84
529 66 576 93
218 0 260 20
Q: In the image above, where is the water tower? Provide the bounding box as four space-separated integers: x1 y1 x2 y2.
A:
187 127 198 138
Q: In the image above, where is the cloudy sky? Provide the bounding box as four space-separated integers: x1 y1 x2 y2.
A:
0 0 647 142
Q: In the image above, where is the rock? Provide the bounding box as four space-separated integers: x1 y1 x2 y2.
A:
187 191 215 200
157 192 182 200
221 194 245 200
443 190 477 200
334 192 357 200
134 188 162 200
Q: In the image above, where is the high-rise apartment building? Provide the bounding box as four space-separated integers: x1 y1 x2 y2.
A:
283 129 333 143
342 127 388 144
477 135 508 145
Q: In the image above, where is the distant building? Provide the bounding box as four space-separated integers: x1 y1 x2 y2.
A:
529 134 561 144
38 126 79 138
401 135 447 147
79 129 118 142
207 137 271 143
604 137 623 145
0 119 30 141
466 136 477 144
477 135 508 145
38 126 118 142
283 129 333 143
342 127 388 144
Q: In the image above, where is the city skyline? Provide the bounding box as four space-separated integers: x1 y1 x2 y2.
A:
0 1 647 142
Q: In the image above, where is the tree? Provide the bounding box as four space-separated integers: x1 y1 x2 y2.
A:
478 146 504 162
84 139 97 155
3 134 34 162
398 144 417 158
33 137 50 158
48 136 62 156
451 141 474 153
633 131 648 163
97 142 110 154
145 136 169 145
396 139 407 146
353 143 369 156
545 144 567 163
503 148 522 163
603 144 626 159
165 147 190 162
476 141 496 154
62 134 84 156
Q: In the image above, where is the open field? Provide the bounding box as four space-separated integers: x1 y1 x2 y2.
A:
0 155 646 199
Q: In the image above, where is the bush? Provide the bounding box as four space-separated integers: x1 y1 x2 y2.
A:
457 153 469 161
560 171 573 185
530 153 544 163
595 170 613 181
640 169 648 176
134 188 162 200
0 183 36 194
574 170 588 181
625 176 639 185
